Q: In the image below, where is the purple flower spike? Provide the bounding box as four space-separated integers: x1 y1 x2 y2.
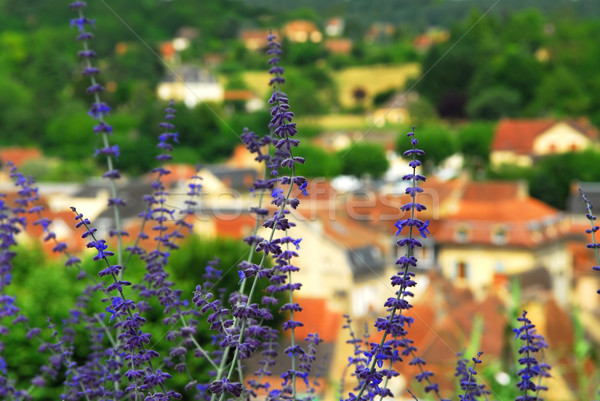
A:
347 127 443 401
580 188 600 294
513 310 551 400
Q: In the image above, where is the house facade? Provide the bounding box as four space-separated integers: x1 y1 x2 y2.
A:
156 64 223 108
491 118 598 167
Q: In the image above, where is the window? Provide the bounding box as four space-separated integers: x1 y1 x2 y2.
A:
492 226 508 245
528 222 542 243
455 224 470 243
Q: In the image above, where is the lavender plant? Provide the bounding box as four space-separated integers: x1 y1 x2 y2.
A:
513 311 550 401
0 2 595 400
454 351 489 401
580 189 600 294
343 127 446 401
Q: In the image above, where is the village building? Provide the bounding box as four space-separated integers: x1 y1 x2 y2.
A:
156 64 224 108
432 181 572 304
239 28 274 51
282 20 322 43
490 118 599 168
323 38 352 54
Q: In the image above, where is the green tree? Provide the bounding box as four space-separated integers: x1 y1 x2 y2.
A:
337 142 389 179
281 68 328 116
285 42 326 67
491 47 542 106
533 66 591 115
294 144 341 178
398 124 457 170
0 76 35 144
466 86 522 120
457 122 495 166
43 101 94 159
529 150 600 209
142 101 238 164
406 96 438 125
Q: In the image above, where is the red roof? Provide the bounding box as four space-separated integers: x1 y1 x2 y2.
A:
213 213 257 240
223 89 255 101
434 198 564 247
0 147 42 169
492 119 556 154
432 180 566 247
324 38 352 54
461 181 522 202
287 297 342 342
492 118 599 154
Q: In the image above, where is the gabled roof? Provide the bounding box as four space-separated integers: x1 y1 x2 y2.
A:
433 181 566 247
283 20 320 34
492 118 556 154
460 180 523 202
492 118 598 154
289 297 343 343
0 147 43 169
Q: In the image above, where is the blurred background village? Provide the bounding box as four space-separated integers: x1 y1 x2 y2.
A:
1 0 600 400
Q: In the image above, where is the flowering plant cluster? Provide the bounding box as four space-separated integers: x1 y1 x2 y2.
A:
0 2 597 401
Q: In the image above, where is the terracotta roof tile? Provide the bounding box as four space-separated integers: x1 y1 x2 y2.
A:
461 181 523 202
492 119 556 154
492 118 599 155
287 297 343 342
0 147 43 168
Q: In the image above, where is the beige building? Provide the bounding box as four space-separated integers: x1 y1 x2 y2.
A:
490 118 598 167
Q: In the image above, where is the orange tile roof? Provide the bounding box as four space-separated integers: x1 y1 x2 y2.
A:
283 20 320 35
287 297 343 342
223 89 255 101
213 213 257 240
434 185 566 247
3 191 85 257
492 118 599 155
318 211 385 250
461 181 522 202
0 147 43 169
240 29 273 41
451 196 557 222
492 119 556 154
324 38 352 54
159 41 175 58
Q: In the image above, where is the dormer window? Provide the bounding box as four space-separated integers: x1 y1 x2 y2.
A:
455 224 470 243
528 222 542 243
492 225 508 245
